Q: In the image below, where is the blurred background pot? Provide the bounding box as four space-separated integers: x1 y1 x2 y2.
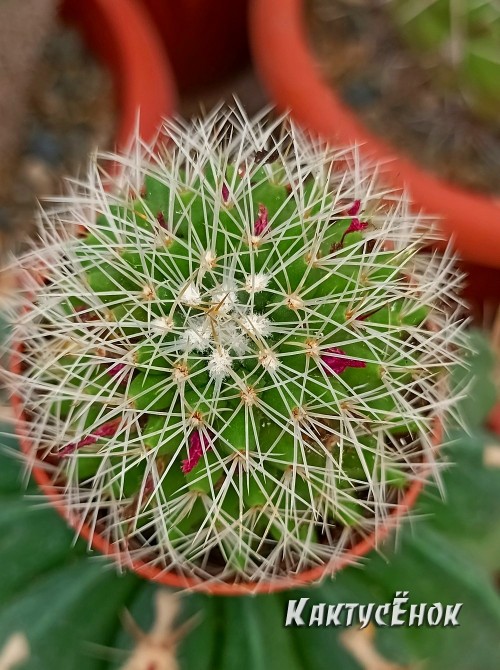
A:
141 0 250 94
0 0 176 256
62 0 177 147
250 0 500 274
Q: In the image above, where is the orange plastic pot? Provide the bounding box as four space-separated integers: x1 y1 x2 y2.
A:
250 0 500 269
140 0 249 93
10 335 442 595
61 0 177 148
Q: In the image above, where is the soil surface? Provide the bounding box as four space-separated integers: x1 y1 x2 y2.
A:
306 0 500 195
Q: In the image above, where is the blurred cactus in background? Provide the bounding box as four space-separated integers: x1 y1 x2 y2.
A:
389 0 500 121
6 108 467 588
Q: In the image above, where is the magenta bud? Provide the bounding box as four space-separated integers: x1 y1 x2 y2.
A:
143 474 155 498
320 347 366 376
108 362 130 385
59 444 75 456
253 203 269 237
181 430 212 474
94 421 121 438
222 183 230 204
157 211 168 229
355 307 382 322
347 199 362 216
74 305 98 322
108 362 126 377
59 420 120 457
340 218 369 245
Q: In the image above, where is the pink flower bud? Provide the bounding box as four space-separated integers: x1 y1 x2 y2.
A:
320 347 366 376
59 420 121 457
94 421 121 438
181 430 213 474
253 204 269 237
108 362 126 377
222 183 230 204
108 362 130 385
347 199 362 216
74 305 99 322
340 218 369 246
157 211 168 229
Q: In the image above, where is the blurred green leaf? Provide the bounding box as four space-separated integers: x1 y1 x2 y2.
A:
421 430 500 572
0 563 136 670
0 440 142 669
451 329 497 429
219 596 303 670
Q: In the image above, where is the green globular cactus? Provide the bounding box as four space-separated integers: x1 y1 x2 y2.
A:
389 0 500 121
6 108 467 586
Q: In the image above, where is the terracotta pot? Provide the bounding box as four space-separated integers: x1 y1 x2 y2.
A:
10 335 441 595
249 0 500 270
61 0 177 148
140 0 250 94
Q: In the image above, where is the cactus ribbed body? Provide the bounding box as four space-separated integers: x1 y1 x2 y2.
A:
8 110 465 584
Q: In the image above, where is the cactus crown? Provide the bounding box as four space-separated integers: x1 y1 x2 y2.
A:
389 0 500 120
7 108 466 585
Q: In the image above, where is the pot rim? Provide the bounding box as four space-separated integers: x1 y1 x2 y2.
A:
249 0 500 269
62 0 177 149
9 340 442 595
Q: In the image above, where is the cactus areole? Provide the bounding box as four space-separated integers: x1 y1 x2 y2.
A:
8 109 465 594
